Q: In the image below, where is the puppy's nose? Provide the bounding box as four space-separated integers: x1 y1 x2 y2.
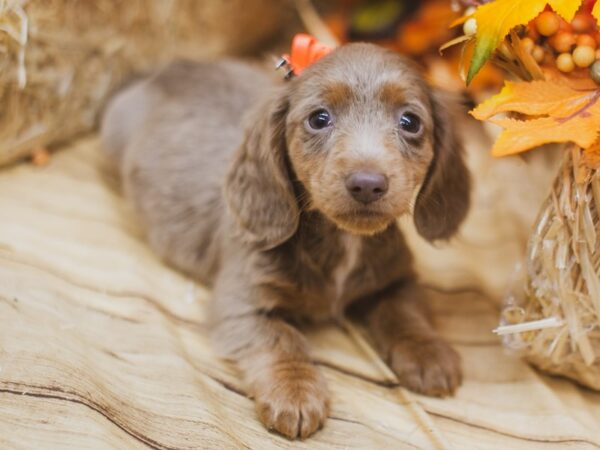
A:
345 171 389 204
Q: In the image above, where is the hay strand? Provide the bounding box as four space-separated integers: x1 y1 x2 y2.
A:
337 318 454 450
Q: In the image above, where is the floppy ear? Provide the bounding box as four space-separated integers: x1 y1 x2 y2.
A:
413 89 471 241
225 87 299 249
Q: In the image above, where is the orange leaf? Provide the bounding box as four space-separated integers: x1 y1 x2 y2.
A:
471 79 600 157
543 67 600 90
472 80 595 119
489 107 600 156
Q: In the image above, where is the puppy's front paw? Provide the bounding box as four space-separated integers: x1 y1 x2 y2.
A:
253 362 329 439
388 337 462 397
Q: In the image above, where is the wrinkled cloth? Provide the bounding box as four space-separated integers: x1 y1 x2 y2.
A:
0 138 599 450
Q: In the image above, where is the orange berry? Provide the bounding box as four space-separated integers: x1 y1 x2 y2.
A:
556 52 575 72
573 45 596 67
577 34 597 49
536 11 560 36
596 48 600 59
521 37 535 53
571 12 595 33
590 60 600 84
532 45 545 63
550 31 576 53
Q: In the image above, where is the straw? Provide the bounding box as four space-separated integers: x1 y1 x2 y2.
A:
502 146 600 390
0 0 285 166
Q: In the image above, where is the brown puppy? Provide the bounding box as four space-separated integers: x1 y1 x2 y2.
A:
101 43 470 439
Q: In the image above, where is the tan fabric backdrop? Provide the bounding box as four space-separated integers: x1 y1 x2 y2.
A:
0 136 598 449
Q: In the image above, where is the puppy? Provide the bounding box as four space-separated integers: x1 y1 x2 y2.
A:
101 43 470 439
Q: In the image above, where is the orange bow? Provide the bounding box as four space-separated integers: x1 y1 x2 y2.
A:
283 33 335 76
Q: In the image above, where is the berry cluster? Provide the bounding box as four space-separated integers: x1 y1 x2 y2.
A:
464 1 600 83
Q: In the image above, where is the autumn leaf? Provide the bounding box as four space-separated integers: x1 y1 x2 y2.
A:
471 79 600 156
488 113 600 156
467 0 583 84
594 0 600 25
543 66 600 90
549 0 586 20
473 80 593 118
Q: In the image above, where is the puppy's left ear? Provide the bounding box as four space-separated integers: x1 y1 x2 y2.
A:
413 89 471 241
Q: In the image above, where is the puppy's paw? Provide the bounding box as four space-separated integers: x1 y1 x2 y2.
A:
253 362 329 439
388 337 462 397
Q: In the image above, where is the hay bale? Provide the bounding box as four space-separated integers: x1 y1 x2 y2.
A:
0 0 288 165
500 146 600 390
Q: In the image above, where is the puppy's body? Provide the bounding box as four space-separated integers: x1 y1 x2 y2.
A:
102 45 470 439
103 60 270 285
104 59 413 316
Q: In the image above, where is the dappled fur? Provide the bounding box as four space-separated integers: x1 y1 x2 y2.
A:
101 44 470 440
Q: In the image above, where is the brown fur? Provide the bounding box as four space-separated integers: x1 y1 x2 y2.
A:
323 81 354 110
100 44 471 440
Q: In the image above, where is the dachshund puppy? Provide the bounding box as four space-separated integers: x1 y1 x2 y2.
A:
101 43 470 439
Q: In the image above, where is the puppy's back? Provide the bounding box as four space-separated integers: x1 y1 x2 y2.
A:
99 59 274 284
100 78 156 166
101 59 271 167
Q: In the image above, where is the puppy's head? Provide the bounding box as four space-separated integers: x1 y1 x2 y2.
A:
226 43 470 249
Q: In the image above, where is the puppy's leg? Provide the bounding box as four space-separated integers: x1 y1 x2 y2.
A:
210 308 329 439
364 282 462 396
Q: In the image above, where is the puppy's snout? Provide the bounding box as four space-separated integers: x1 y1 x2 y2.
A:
345 171 389 204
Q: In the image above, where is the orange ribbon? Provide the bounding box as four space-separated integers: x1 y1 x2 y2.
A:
284 33 335 76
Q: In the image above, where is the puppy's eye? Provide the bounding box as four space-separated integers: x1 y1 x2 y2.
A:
307 109 332 130
399 112 421 134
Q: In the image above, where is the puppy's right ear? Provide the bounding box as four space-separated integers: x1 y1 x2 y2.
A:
225 87 299 249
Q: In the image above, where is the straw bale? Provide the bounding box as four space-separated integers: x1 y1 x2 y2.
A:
502 146 600 390
0 0 287 165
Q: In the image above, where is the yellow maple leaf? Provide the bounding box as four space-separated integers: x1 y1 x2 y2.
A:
548 0 584 20
471 79 600 156
594 1 600 25
468 0 583 83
